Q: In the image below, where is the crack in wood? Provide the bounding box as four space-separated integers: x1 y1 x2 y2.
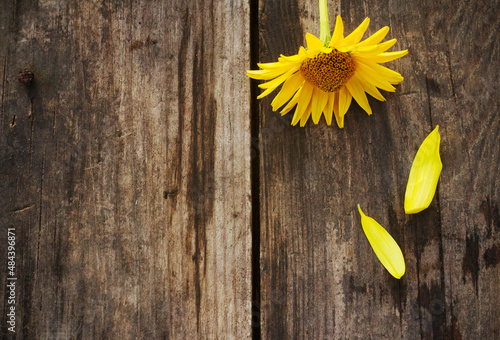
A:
13 204 35 213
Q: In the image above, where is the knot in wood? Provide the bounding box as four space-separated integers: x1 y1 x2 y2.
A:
17 68 34 86
299 50 356 92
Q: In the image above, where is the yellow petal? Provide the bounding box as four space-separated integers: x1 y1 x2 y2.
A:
405 126 443 214
291 82 313 125
357 205 406 279
247 68 289 80
329 15 344 48
365 50 409 63
258 66 300 89
312 88 328 124
342 17 370 46
354 62 396 92
280 85 303 115
345 77 372 115
351 39 398 56
323 92 335 126
332 91 344 128
299 100 313 127
338 86 352 117
278 54 303 63
257 61 286 69
355 58 404 84
357 26 390 47
354 74 386 102
305 33 325 51
271 73 305 111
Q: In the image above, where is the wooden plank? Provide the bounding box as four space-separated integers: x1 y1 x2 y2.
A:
0 0 252 338
420 0 500 337
256 0 499 338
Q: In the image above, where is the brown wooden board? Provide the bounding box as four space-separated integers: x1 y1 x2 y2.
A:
256 0 499 339
0 0 252 338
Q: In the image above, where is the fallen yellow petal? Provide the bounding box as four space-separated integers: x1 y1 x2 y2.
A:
405 126 443 214
357 205 406 279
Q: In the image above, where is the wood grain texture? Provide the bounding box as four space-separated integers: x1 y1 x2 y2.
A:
0 0 252 339
257 0 499 339
1 0 499 338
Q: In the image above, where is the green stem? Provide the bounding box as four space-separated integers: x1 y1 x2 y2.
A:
319 0 330 45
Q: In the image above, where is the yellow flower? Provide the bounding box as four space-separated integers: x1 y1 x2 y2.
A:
405 126 443 214
357 205 406 279
247 14 407 127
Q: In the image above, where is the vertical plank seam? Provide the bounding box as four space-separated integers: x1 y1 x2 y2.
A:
249 0 261 338
443 41 457 333
29 98 35 174
415 232 424 340
1 56 6 126
425 77 448 338
35 151 45 280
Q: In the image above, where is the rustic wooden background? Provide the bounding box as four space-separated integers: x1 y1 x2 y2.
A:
0 0 498 338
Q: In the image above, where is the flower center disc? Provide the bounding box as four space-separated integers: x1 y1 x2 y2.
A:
300 50 356 92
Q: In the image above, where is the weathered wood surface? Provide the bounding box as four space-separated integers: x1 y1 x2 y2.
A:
0 0 252 339
257 0 499 339
0 0 498 339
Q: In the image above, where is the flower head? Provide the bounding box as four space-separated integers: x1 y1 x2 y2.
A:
357 205 406 279
247 15 407 127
